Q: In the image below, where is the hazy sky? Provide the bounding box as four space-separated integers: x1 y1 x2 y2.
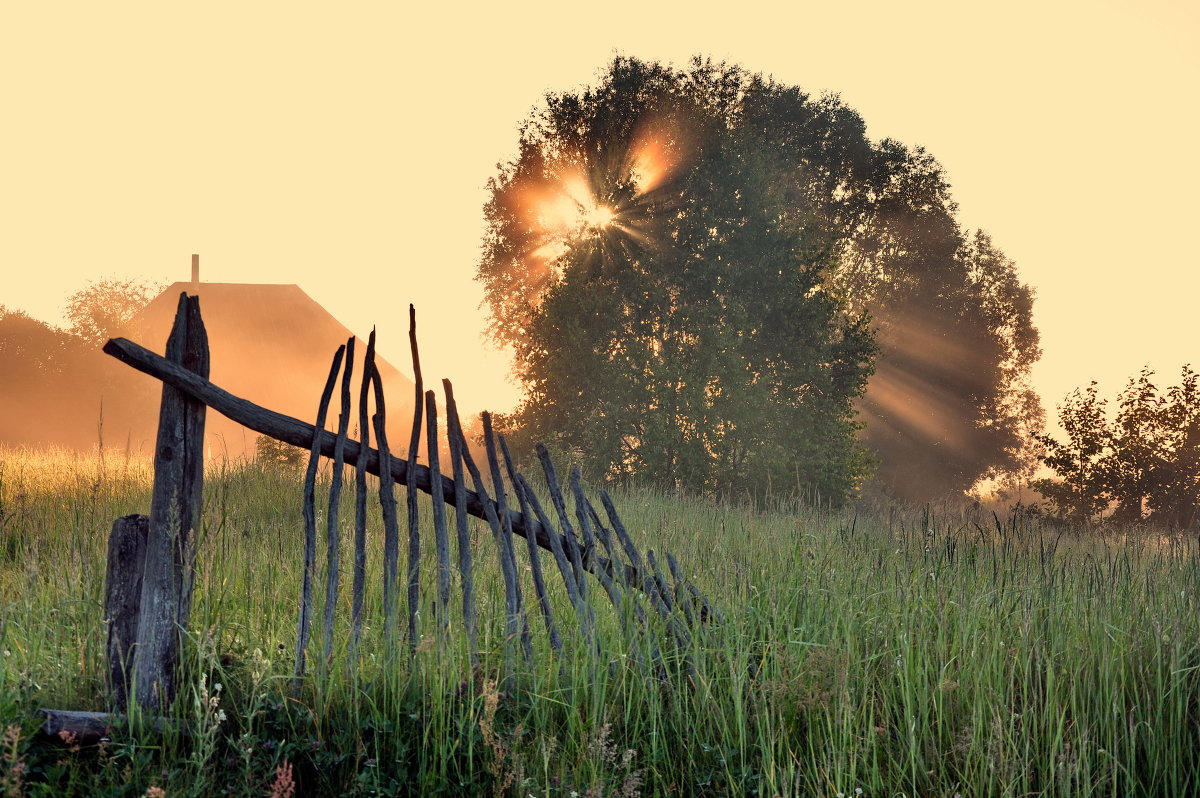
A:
2 0 1197 420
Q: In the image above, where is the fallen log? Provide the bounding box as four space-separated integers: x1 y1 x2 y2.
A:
38 709 187 743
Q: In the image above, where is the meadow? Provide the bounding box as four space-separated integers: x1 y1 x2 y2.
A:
0 446 1197 797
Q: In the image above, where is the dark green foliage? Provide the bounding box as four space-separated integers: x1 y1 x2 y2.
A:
1034 365 1200 527
479 57 877 505
479 56 1041 503
1032 383 1111 524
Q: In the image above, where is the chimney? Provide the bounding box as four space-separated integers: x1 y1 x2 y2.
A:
191 254 199 289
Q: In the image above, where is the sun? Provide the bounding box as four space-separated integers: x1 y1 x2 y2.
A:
533 174 617 236
585 205 615 229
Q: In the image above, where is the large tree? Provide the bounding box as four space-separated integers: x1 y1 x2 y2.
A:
479 56 1042 501
479 58 876 503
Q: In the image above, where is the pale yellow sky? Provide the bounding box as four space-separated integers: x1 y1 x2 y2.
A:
2 0 1197 419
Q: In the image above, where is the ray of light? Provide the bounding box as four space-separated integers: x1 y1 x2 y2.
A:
626 115 689 195
866 365 972 452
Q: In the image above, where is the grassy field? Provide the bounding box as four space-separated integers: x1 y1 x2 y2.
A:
1 446 1197 797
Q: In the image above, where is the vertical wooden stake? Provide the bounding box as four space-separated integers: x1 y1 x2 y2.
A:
501 438 562 656
293 345 345 693
405 305 424 654
482 413 534 665
426 391 452 631
105 514 148 711
372 366 401 645
322 337 355 670
350 332 376 675
442 380 478 664
132 293 208 710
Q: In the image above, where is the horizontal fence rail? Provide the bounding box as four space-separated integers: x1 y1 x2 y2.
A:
102 333 715 622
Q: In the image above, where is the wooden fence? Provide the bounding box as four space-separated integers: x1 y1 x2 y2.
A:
41 292 717 737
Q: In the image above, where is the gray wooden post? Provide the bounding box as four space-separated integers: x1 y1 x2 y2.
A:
104 513 148 710
131 293 208 710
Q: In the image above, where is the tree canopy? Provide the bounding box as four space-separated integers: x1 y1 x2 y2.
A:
64 276 163 345
479 56 1042 502
1033 366 1200 528
479 57 876 503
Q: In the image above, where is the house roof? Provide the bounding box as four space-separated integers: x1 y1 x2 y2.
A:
128 282 422 457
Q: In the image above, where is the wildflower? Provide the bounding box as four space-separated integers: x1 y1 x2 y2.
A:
2 725 27 796
57 729 82 754
268 761 295 798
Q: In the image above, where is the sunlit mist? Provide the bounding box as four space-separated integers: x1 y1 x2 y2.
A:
585 205 615 228
534 173 618 235
626 117 687 195
0 281 456 462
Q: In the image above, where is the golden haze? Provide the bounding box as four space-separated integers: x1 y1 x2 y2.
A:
0 0 1196 437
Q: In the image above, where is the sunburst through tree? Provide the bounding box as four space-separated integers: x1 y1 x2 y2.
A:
479 57 877 502
480 56 1042 502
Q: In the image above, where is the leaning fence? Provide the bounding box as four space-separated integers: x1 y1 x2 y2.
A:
39 292 719 738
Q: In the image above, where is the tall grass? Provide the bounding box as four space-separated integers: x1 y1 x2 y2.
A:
0 445 1197 796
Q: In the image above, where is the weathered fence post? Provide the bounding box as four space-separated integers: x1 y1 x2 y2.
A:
131 293 209 710
104 513 148 710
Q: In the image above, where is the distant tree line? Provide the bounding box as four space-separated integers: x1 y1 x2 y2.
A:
0 278 162 449
1034 366 1199 528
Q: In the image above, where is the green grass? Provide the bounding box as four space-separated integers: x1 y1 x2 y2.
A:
1 445 1198 796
